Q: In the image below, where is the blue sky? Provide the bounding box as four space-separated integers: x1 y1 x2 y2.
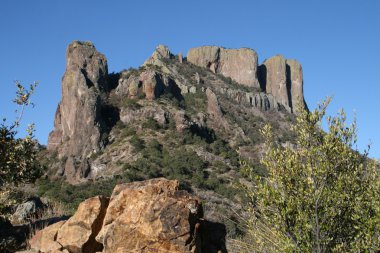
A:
1 1 379 157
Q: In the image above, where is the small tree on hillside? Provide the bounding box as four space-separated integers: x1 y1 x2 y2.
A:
0 81 41 214
241 98 380 252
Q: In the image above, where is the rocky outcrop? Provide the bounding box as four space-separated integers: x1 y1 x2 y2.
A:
120 106 169 126
116 69 181 101
206 88 223 119
28 179 226 253
47 41 118 182
187 46 259 88
258 55 307 113
29 221 65 253
115 74 140 97
143 44 173 66
188 46 307 113
286 59 306 113
259 55 289 110
11 197 46 224
57 196 108 253
217 87 283 111
140 70 166 100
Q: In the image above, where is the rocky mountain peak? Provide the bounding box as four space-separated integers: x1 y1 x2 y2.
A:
47 41 116 182
143 44 173 66
47 41 308 183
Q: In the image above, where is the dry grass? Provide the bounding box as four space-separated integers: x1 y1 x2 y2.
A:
25 200 68 249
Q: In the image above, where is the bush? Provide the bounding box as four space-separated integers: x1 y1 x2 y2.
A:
241 98 380 252
142 117 160 130
36 178 118 213
129 135 145 152
122 98 141 109
0 81 41 189
181 91 207 114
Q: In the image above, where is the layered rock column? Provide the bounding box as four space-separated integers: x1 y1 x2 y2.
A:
47 41 109 181
258 55 306 113
286 59 305 113
187 46 260 88
260 55 290 110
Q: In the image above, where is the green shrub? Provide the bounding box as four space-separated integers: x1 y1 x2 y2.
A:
121 126 136 138
182 91 207 114
36 178 119 213
142 117 160 130
129 135 145 152
122 98 141 109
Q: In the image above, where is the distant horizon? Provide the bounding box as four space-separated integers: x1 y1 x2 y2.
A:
1 0 379 158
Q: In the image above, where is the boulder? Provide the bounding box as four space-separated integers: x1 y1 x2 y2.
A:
11 197 46 224
187 46 259 88
27 179 226 253
56 196 109 253
29 221 65 252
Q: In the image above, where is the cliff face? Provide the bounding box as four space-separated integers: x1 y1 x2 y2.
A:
188 46 307 113
258 55 306 113
187 46 259 88
47 41 116 182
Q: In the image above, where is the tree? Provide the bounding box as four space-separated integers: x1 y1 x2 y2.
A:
0 81 40 190
242 98 380 252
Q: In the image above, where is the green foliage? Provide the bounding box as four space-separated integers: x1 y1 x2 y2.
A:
122 98 141 109
122 138 209 185
207 139 239 166
0 81 41 189
129 135 145 152
181 91 207 114
243 98 380 252
120 67 140 80
142 117 160 130
121 126 137 138
36 178 118 213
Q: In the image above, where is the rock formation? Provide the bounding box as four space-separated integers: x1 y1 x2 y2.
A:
286 59 306 113
187 46 259 88
143 44 173 66
258 55 307 113
259 55 289 109
27 179 227 253
46 41 308 183
47 41 119 182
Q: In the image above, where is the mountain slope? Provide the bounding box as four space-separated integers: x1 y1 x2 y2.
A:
42 41 307 236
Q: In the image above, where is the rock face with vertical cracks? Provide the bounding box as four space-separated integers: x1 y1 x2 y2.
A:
187 46 259 88
27 178 227 253
47 41 116 182
286 59 306 113
258 55 307 113
259 55 290 110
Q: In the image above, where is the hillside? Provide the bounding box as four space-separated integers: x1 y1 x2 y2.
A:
38 41 307 235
